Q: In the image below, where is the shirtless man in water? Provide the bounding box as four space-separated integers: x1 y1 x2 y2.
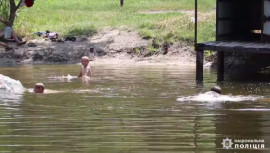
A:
34 83 63 94
34 83 45 93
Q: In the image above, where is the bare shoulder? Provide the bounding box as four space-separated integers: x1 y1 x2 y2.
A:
44 89 65 94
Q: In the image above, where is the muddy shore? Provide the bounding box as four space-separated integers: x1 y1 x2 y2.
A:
0 29 196 66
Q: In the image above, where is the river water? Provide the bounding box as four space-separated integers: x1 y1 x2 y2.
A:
0 64 270 153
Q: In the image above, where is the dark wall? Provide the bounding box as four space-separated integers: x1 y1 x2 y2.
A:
217 0 262 41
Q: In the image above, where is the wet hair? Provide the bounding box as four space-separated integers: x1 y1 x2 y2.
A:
35 83 44 89
211 86 221 94
81 56 89 61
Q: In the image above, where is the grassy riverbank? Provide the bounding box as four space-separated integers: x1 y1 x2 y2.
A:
15 0 215 48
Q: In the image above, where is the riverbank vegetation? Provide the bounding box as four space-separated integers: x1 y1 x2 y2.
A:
14 0 215 51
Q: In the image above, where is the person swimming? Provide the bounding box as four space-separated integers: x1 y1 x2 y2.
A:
210 86 222 94
34 83 45 93
177 85 262 102
33 83 64 94
0 74 94 97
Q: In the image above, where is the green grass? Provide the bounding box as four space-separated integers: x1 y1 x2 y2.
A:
12 0 216 49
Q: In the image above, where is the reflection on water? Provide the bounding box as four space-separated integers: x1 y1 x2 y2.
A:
0 64 270 152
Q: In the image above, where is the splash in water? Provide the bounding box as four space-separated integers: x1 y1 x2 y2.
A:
0 74 25 94
47 74 77 82
0 74 25 102
177 91 262 102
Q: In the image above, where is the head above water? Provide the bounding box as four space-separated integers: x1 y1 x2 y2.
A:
82 56 89 60
81 56 90 67
34 83 45 93
210 86 221 94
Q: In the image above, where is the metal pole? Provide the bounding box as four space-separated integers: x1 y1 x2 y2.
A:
216 0 219 41
195 0 203 81
262 0 264 42
196 49 204 81
217 51 224 81
195 0 198 49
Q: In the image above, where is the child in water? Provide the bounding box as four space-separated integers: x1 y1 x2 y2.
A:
78 56 92 78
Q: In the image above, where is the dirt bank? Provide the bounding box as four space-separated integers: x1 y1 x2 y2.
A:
0 28 196 66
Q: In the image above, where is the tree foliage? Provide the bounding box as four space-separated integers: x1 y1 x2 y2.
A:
0 0 9 20
0 0 23 27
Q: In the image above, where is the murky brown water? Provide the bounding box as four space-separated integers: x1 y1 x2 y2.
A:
0 64 270 152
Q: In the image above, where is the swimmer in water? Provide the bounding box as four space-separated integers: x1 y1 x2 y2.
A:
34 83 63 94
210 86 222 94
204 85 222 97
34 83 45 93
177 85 262 102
